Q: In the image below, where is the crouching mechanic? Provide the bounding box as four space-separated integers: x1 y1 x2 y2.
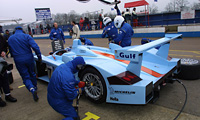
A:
113 16 134 47
8 26 42 102
47 56 86 120
79 37 93 46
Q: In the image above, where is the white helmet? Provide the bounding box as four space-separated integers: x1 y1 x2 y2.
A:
103 17 112 26
114 16 124 28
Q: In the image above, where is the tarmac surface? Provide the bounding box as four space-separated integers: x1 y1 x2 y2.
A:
1 37 200 120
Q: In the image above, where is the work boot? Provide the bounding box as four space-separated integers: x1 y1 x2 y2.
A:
5 95 17 102
30 88 39 102
0 97 6 107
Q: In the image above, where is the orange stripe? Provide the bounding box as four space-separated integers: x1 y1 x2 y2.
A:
92 50 164 78
141 66 164 78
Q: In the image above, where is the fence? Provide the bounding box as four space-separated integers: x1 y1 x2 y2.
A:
51 10 200 33
133 9 200 27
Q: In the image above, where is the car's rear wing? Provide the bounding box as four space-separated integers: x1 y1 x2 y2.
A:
114 34 182 76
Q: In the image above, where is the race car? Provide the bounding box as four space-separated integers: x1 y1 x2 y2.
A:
34 34 182 104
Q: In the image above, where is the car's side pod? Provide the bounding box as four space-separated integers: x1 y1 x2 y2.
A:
114 34 182 76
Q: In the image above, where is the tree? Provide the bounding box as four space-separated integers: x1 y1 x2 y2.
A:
149 4 159 14
165 2 175 12
68 10 82 23
165 0 189 12
191 2 200 10
62 13 68 25
53 13 63 25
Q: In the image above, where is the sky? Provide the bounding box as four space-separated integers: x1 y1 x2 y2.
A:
0 0 199 25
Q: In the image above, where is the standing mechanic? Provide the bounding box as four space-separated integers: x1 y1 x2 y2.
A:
49 22 65 43
0 34 17 107
47 56 86 120
113 16 134 47
70 21 80 39
8 26 42 102
101 4 121 43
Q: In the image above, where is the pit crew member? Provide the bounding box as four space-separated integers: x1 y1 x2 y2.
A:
80 37 93 46
113 16 134 47
49 22 65 43
8 26 42 102
47 57 86 120
101 4 121 43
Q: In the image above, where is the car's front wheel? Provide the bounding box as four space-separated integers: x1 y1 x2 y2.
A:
80 67 107 104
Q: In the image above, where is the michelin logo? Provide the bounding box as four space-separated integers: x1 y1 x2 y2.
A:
119 52 136 59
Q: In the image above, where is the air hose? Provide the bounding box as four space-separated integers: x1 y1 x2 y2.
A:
173 79 187 120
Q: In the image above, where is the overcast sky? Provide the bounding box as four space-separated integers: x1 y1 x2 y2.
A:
0 0 199 25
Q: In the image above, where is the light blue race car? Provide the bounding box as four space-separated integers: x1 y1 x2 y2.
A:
34 34 182 104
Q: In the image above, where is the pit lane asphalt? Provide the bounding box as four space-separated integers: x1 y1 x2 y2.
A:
0 37 200 120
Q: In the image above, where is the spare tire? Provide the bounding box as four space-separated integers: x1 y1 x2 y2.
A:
177 58 200 80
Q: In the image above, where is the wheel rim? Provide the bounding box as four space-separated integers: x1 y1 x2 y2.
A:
82 73 103 100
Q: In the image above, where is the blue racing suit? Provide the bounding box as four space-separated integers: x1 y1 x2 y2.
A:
8 29 41 91
102 6 121 42
114 23 134 47
102 22 118 42
84 38 93 46
47 57 85 120
49 27 65 43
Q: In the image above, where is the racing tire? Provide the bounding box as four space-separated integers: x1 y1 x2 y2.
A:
80 67 107 104
177 58 200 80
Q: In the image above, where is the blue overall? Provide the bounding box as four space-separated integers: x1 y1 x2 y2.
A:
84 38 93 46
102 22 118 42
114 23 134 47
8 29 41 91
102 6 121 42
49 28 65 42
47 57 85 120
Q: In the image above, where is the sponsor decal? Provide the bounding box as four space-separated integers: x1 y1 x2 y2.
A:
109 87 135 95
119 52 135 59
115 91 135 95
80 50 86 53
110 97 119 101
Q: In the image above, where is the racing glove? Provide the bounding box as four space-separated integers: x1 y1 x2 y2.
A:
78 81 86 88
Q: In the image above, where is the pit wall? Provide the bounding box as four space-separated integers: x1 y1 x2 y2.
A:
33 26 200 39
178 26 200 37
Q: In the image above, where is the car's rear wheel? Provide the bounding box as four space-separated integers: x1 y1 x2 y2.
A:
80 67 107 103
